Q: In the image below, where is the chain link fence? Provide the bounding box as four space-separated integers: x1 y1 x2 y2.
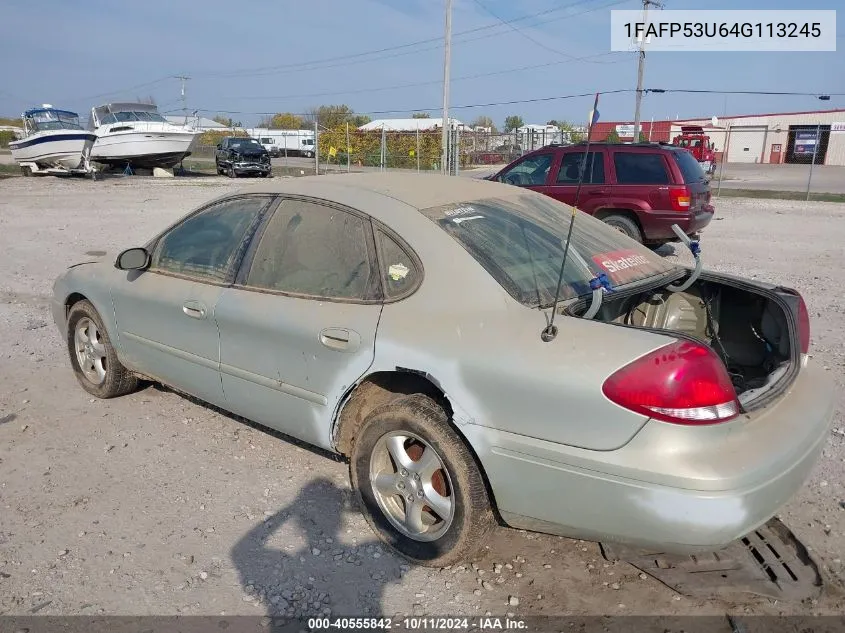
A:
703 124 841 201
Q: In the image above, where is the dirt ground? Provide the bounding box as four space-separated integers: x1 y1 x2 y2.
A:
0 175 843 620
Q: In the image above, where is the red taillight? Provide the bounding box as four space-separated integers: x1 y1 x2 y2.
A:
602 340 740 425
669 186 691 211
797 294 810 354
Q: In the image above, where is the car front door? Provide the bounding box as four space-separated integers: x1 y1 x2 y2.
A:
494 152 554 193
542 150 608 213
213 197 383 450
110 194 274 407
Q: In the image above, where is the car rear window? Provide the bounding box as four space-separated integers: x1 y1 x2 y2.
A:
672 149 707 183
613 152 670 184
420 193 678 306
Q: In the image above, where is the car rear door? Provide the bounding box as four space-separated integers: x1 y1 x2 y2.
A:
213 197 383 451
541 149 608 213
608 149 673 210
110 194 274 408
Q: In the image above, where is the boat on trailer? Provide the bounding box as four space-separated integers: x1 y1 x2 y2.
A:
9 105 96 176
89 102 199 170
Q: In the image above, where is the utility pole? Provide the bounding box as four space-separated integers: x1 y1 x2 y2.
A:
632 0 661 142
440 0 453 175
174 75 190 121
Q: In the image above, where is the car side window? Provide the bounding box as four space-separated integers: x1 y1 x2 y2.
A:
613 152 670 184
245 199 375 300
499 153 553 186
377 230 420 300
556 152 605 184
150 196 271 282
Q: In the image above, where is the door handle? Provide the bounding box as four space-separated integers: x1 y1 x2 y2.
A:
319 328 361 353
182 300 207 320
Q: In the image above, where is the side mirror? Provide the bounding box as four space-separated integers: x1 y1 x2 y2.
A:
115 247 150 271
216 143 222 150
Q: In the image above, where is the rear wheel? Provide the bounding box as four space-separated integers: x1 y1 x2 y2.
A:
350 394 495 567
21 165 33 177
602 214 643 243
67 300 138 399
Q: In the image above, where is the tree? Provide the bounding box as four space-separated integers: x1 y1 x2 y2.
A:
304 104 357 129
503 115 524 132
638 131 648 143
411 112 431 119
263 113 304 129
471 115 497 132
351 114 372 127
555 120 585 143
605 129 621 143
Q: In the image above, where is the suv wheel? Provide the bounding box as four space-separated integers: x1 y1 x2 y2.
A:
350 394 495 566
602 214 643 243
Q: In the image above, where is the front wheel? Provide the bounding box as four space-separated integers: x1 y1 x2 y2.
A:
67 300 138 399
227 164 236 178
350 394 495 567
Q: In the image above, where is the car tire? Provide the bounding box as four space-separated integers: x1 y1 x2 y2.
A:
67 300 138 399
350 393 495 567
227 165 236 179
602 214 643 243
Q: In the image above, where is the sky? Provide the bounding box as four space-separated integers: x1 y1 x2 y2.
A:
1 0 842 128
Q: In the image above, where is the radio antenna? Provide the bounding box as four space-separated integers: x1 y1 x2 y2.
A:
541 92 601 343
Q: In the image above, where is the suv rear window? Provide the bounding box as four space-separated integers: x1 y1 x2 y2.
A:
613 152 670 184
672 149 707 183
420 193 677 306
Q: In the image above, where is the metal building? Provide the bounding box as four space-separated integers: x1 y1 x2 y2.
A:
592 109 845 166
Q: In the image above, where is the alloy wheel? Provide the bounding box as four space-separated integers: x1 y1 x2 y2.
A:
369 431 455 542
74 317 107 385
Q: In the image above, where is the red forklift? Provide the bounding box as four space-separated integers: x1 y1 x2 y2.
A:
672 126 717 176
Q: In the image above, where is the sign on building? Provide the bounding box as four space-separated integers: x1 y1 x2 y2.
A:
616 124 635 138
794 130 819 155
832 122 845 133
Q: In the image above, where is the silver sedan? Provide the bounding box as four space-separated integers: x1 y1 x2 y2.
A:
52 173 835 566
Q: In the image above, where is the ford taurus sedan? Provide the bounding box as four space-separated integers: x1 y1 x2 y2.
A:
51 173 835 566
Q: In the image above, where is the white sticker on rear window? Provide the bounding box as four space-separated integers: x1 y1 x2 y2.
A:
444 205 477 216
452 215 485 224
388 263 409 281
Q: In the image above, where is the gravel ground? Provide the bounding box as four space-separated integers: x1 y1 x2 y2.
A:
0 176 843 619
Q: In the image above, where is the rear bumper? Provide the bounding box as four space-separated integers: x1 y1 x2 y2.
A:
641 206 714 241
465 362 835 552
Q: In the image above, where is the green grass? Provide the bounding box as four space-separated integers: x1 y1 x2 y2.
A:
0 163 20 176
716 188 845 203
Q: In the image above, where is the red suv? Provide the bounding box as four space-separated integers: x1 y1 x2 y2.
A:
489 142 714 246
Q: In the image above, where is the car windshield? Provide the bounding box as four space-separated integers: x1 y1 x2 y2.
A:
231 139 262 149
421 193 678 306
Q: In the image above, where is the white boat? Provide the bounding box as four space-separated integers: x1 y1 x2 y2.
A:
89 102 199 169
9 105 96 172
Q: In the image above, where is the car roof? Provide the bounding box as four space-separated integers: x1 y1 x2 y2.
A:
232 172 522 211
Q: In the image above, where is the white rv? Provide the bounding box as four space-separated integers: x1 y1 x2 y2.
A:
248 128 316 158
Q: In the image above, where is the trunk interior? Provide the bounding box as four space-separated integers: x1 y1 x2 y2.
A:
568 275 799 408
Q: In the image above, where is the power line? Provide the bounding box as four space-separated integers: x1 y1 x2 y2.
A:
645 89 845 97
164 88 635 117
191 0 604 79
164 87 842 119
232 52 626 103
62 76 175 106
192 0 630 80
470 0 623 62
